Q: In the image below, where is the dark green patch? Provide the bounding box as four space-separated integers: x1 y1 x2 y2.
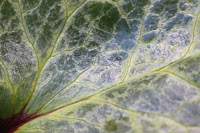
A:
72 47 98 70
47 5 65 29
98 7 120 32
0 85 14 119
55 1 121 53
104 120 118 132
38 0 59 17
68 26 87 48
129 74 157 87
78 103 98 117
117 87 127 94
106 93 115 98
116 18 130 33
177 56 200 72
107 7 121 23
24 0 62 40
171 56 200 84
10 17 19 30
24 12 42 39
121 1 133 13
85 2 103 19
122 117 129 122
88 49 98 58
134 0 150 7
98 16 115 31
47 5 61 22
73 13 89 28
36 23 53 59
73 47 88 60
15 73 36 114
0 30 22 44
0 0 16 30
55 22 88 52
86 41 100 49
67 0 82 10
21 0 40 11
0 1 15 21
102 2 113 14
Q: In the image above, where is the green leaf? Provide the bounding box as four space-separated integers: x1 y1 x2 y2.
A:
0 0 200 132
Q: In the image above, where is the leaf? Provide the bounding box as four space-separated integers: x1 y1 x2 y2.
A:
0 0 200 132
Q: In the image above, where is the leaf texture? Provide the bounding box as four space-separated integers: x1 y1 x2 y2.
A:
0 0 200 132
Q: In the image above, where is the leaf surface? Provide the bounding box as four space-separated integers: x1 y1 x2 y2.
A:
0 0 200 132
